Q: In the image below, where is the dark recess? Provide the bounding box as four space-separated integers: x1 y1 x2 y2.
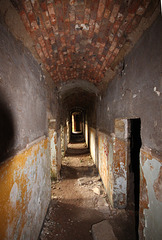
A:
0 94 15 162
130 118 142 240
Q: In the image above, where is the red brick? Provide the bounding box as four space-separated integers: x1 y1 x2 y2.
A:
109 4 120 23
24 0 32 13
47 3 56 25
128 0 141 14
104 8 111 19
97 0 106 20
13 0 155 84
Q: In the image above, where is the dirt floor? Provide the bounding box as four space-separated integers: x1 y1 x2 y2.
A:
39 142 136 240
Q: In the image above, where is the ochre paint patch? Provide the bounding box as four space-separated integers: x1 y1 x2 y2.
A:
140 148 152 166
113 137 127 208
0 138 49 239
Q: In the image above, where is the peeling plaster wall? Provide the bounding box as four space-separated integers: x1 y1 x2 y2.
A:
89 126 128 208
60 124 67 158
97 15 162 154
0 137 51 240
97 131 114 206
113 137 127 208
49 125 57 179
48 120 62 179
139 148 162 240
0 21 52 239
113 119 128 208
96 15 162 239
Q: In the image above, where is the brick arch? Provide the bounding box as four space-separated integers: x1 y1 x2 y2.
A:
10 0 159 85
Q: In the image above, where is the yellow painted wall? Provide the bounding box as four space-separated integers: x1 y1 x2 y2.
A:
0 137 51 240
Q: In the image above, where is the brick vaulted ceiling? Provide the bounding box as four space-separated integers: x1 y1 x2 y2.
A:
11 0 159 85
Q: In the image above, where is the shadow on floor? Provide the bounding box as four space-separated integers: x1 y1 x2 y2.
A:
39 141 136 240
40 197 136 240
70 134 85 143
39 200 104 240
65 141 89 156
61 164 98 179
66 148 90 156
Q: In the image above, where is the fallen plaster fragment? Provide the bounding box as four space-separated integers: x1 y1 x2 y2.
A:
93 187 100 195
154 87 161 96
92 220 117 240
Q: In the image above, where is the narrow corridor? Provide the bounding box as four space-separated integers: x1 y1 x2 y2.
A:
39 142 136 240
0 2 161 239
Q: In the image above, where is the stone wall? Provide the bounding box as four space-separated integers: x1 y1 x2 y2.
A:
97 15 162 154
139 148 162 240
0 22 52 239
0 137 51 240
0 22 48 159
90 15 162 239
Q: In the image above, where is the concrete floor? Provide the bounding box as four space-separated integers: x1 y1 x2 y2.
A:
39 142 136 240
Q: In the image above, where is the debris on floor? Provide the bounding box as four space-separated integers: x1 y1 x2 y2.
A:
39 142 136 240
92 220 117 240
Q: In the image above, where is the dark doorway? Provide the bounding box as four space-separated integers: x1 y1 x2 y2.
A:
72 111 83 134
128 118 142 240
71 111 85 143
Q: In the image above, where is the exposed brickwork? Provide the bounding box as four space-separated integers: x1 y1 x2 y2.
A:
11 0 158 84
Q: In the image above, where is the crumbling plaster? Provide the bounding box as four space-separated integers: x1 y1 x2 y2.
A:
139 148 162 240
0 137 51 240
0 13 56 240
97 15 162 154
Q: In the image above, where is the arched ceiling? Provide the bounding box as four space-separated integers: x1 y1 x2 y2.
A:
60 87 97 111
58 79 99 97
58 80 98 112
11 0 159 87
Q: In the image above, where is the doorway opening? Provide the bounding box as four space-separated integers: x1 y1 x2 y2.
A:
128 118 142 240
72 111 83 133
71 110 85 143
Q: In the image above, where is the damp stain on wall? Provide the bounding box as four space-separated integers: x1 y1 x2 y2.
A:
0 137 51 240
